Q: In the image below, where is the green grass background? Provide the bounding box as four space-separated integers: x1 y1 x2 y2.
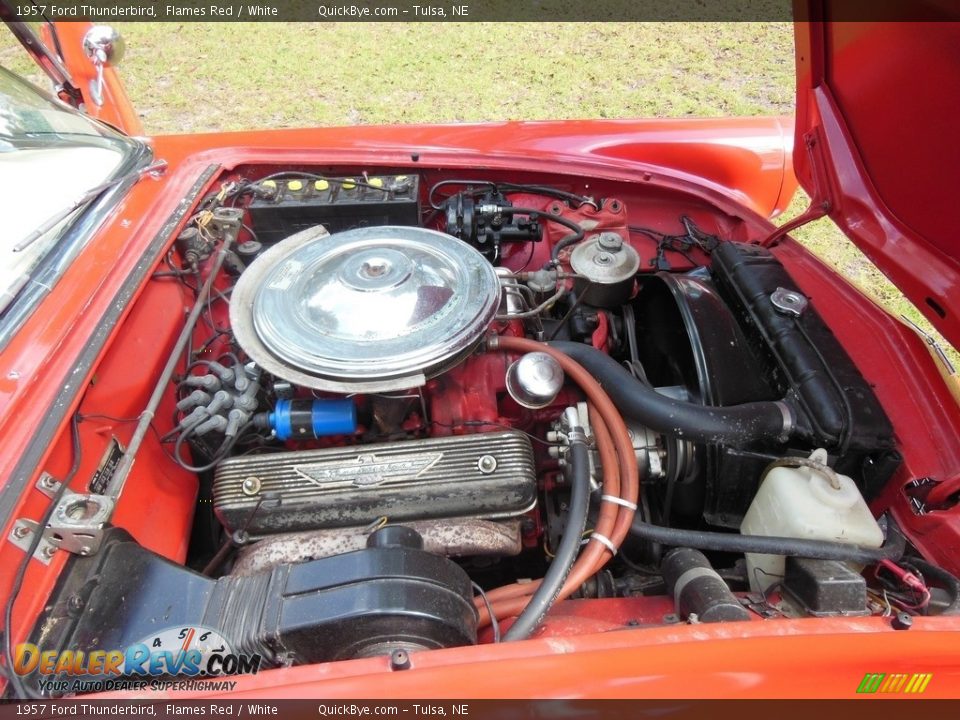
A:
2 22 955 363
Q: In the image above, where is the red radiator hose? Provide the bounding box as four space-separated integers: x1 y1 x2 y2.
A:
476 336 639 627
476 407 621 613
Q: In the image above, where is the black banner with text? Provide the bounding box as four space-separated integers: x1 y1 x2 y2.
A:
1 1 957 23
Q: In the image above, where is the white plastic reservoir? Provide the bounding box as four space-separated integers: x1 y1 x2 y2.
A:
741 448 884 593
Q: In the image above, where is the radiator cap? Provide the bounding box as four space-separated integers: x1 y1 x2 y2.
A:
231 225 500 392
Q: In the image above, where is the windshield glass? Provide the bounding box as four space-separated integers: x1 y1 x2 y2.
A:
0 66 138 310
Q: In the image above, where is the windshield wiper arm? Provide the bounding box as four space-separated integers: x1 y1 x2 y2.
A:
13 159 168 253
1 5 80 107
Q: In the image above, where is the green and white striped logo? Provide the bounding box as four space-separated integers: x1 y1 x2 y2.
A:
857 672 933 694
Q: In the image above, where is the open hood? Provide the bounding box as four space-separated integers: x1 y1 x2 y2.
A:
793 7 960 348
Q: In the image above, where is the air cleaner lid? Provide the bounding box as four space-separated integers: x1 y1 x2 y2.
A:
231 225 500 392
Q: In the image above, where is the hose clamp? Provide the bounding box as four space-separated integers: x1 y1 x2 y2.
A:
587 531 618 556
774 400 794 442
601 494 638 511
672 566 716 608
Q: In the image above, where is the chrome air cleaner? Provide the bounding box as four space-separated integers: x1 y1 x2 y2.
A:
230 225 500 392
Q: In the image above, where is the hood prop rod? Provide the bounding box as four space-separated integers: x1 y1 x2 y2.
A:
759 198 830 248
760 128 833 248
104 207 243 505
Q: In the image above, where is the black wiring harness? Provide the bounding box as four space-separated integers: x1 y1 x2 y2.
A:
630 215 720 269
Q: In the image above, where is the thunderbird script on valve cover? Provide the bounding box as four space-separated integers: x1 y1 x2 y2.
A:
0 6 959 700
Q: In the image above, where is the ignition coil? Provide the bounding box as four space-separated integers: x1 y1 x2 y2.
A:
252 398 357 441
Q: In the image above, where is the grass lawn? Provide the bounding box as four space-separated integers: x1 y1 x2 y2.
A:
2 21 955 364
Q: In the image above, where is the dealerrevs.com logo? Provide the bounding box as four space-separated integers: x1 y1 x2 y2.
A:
14 626 261 695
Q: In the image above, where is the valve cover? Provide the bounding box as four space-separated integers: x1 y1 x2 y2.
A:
212 430 537 535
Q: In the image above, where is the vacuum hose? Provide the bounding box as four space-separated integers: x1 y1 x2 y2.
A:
910 559 960 615
630 514 905 564
547 341 794 448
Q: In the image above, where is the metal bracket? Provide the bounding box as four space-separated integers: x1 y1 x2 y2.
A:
47 491 114 556
8 519 58 565
11 474 115 561
740 593 783 619
36 471 63 498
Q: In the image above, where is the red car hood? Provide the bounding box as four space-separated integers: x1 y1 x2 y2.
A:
793 11 960 347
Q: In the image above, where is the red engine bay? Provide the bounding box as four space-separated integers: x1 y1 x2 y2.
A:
4 160 958 697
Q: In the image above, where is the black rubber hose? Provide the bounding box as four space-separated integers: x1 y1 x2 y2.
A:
630 515 905 564
504 420 592 640
909 559 960 615
547 341 792 447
